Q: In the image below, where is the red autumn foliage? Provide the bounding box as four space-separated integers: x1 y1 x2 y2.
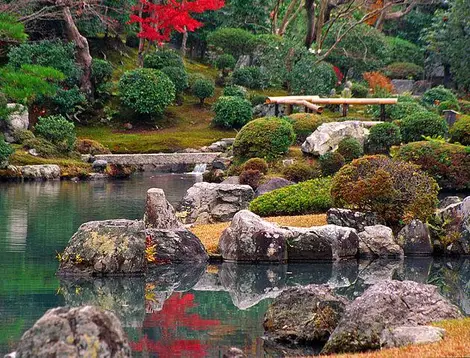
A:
363 71 393 94
130 0 225 45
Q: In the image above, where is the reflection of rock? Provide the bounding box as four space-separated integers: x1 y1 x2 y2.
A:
219 263 286 309
146 263 207 292
192 271 225 291
402 257 432 283
59 277 145 328
358 259 403 284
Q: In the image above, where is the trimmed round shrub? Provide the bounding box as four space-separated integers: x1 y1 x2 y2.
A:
91 59 113 84
34 115 76 150
239 169 263 189
282 161 320 183
331 155 439 226
351 83 369 98
192 78 214 105
288 113 329 144
188 73 206 88
233 117 296 162
52 87 87 115
12 129 35 144
143 50 184 70
207 28 256 57
290 59 337 96
385 37 423 65
337 137 363 162
400 111 448 143
395 141 470 191
216 54 236 71
450 116 470 145
223 85 247 98
389 101 427 121
242 158 268 174
75 138 111 155
319 152 345 176
232 66 269 89
383 62 423 80
0 138 14 165
119 68 175 115
422 86 458 107
366 122 402 154
249 177 332 216
212 96 252 129
161 66 189 94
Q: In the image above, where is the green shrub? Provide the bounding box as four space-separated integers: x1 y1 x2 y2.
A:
458 100 470 114
34 115 76 150
52 87 87 114
161 66 188 94
207 28 256 57
421 86 458 107
319 152 345 176
191 78 215 105
282 161 320 183
385 37 423 65
119 68 175 115
232 66 269 89
212 96 252 129
143 49 184 70
0 138 13 165
449 116 470 145
400 111 448 143
383 62 423 79
75 138 111 155
366 122 402 154
23 137 59 158
331 155 439 226
337 137 363 162
223 85 247 98
215 54 236 71
395 141 470 190
239 169 263 189
233 117 295 162
389 101 427 121
91 59 113 84
250 94 267 106
437 100 461 114
12 129 35 144
188 73 206 88
249 177 332 216
290 59 337 96
351 83 369 98
288 113 329 144
242 158 268 174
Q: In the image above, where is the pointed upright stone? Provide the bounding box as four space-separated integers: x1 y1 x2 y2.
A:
144 188 183 229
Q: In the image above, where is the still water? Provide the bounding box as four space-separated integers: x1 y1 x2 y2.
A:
0 173 469 357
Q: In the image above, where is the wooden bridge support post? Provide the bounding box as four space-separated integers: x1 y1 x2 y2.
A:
342 104 349 117
380 104 386 121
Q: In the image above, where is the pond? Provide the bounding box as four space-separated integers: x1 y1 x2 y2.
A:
1 173 469 357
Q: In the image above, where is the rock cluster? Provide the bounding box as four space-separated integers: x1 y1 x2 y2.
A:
0 104 29 143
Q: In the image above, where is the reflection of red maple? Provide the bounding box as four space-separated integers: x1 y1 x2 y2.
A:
130 292 220 358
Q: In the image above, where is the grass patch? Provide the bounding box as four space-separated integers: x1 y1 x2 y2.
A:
190 213 327 254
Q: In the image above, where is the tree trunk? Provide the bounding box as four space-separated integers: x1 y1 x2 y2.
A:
305 0 316 49
62 6 93 99
137 0 145 66
180 28 188 57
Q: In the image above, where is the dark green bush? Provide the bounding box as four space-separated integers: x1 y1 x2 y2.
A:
144 50 184 70
12 129 35 144
421 86 458 107
91 59 113 84
233 117 295 162
383 62 424 79
389 101 427 121
319 152 345 176
242 158 268 174
232 66 269 89
331 155 439 226
337 137 364 162
119 68 175 115
250 94 267 107
34 115 76 150
449 116 470 145
351 83 369 98
125 33 139 48
212 96 252 129
223 85 247 98
366 122 402 154
282 161 320 183
437 100 461 114
192 78 215 105
249 177 332 216
385 37 423 65
290 59 337 96
52 87 87 114
161 66 189 94
239 169 263 189
23 137 59 158
395 140 470 190
216 54 236 71
207 28 256 57
400 111 448 143
288 113 329 144
0 138 13 165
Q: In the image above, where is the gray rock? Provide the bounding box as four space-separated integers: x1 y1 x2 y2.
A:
235 54 251 69
436 196 470 255
1 104 28 143
358 225 403 258
222 176 240 185
57 219 146 276
223 348 246 358
21 165 60 180
212 157 232 170
397 220 432 255
253 104 287 118
146 228 208 263
92 159 108 172
28 148 38 157
206 139 235 153
180 182 254 224
143 188 183 230
439 196 462 209
380 326 446 348
412 80 431 95
391 79 414 94
301 121 381 156
264 285 348 344
322 280 462 354
255 177 293 198
14 306 131 357
327 208 382 232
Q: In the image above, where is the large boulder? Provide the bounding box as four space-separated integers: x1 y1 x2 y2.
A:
254 177 293 198
322 280 462 354
143 188 183 229
397 219 433 256
57 219 146 276
301 121 381 156
264 285 348 345
358 225 403 258
380 326 446 349
21 165 60 180
180 182 254 224
13 306 131 357
1 104 29 143
219 210 289 262
326 208 382 232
